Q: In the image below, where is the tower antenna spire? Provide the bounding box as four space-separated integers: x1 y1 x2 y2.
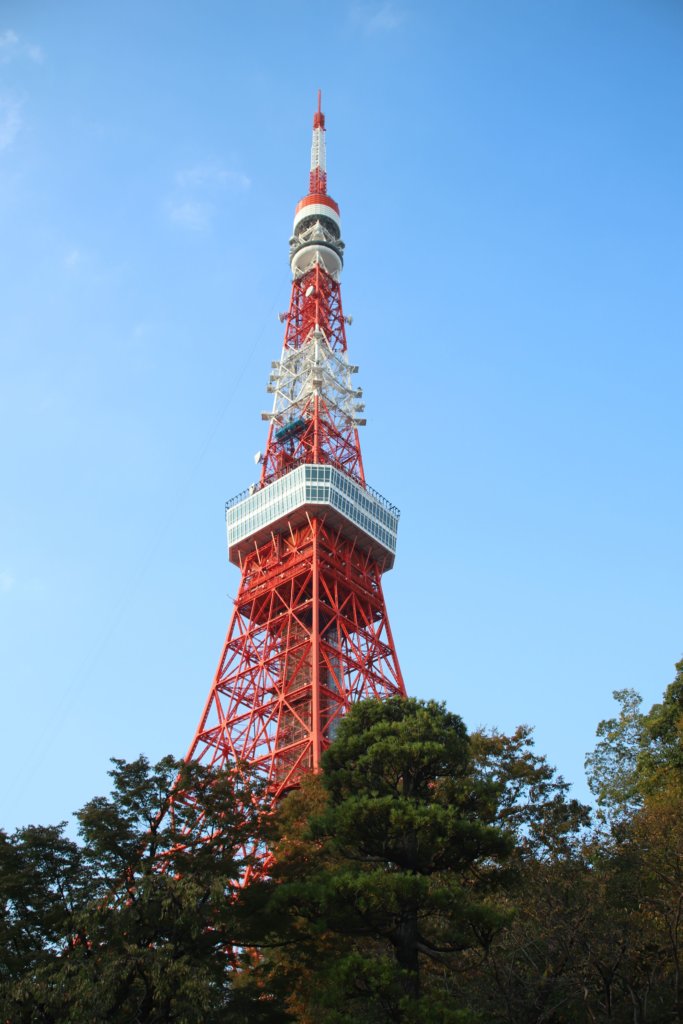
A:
310 91 327 195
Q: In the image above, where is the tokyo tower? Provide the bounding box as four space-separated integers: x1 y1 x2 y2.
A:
186 95 406 798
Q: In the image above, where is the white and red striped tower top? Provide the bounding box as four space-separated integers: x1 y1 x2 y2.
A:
291 92 341 269
263 95 360 487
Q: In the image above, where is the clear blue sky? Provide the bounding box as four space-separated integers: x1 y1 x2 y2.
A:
2 1 682 831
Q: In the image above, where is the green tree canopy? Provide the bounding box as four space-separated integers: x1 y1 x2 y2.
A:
0 755 287 1024
585 688 647 825
639 657 683 791
586 659 683 824
245 697 514 1023
580 658 683 1021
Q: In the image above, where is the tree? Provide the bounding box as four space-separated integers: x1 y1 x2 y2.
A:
470 724 591 861
245 698 514 1023
0 755 289 1024
580 659 683 1021
585 660 683 826
0 822 88 1001
585 689 647 826
630 782 683 1021
639 658 683 794
462 727 592 1023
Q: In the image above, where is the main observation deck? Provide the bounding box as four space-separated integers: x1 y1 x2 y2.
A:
226 463 399 570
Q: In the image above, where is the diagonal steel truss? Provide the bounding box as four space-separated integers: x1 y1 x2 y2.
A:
188 518 405 797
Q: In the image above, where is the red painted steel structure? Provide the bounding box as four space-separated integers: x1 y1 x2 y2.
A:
186 97 406 801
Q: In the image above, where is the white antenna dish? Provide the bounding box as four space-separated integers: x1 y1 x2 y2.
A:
253 451 262 464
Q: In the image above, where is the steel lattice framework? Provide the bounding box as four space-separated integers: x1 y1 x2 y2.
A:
186 95 406 802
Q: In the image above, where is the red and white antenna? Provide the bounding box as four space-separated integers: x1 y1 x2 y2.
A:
291 92 343 279
309 89 327 195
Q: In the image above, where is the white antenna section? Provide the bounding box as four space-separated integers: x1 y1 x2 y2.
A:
266 329 365 435
310 125 326 174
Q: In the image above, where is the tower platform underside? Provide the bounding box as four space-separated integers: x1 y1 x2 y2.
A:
227 462 399 570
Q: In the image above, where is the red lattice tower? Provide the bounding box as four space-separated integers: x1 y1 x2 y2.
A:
186 94 406 800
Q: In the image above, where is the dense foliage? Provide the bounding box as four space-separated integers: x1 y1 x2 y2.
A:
0 756 280 1023
242 698 515 1022
2 661 682 1022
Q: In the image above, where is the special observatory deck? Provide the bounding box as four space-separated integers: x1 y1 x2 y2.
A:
226 463 399 570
